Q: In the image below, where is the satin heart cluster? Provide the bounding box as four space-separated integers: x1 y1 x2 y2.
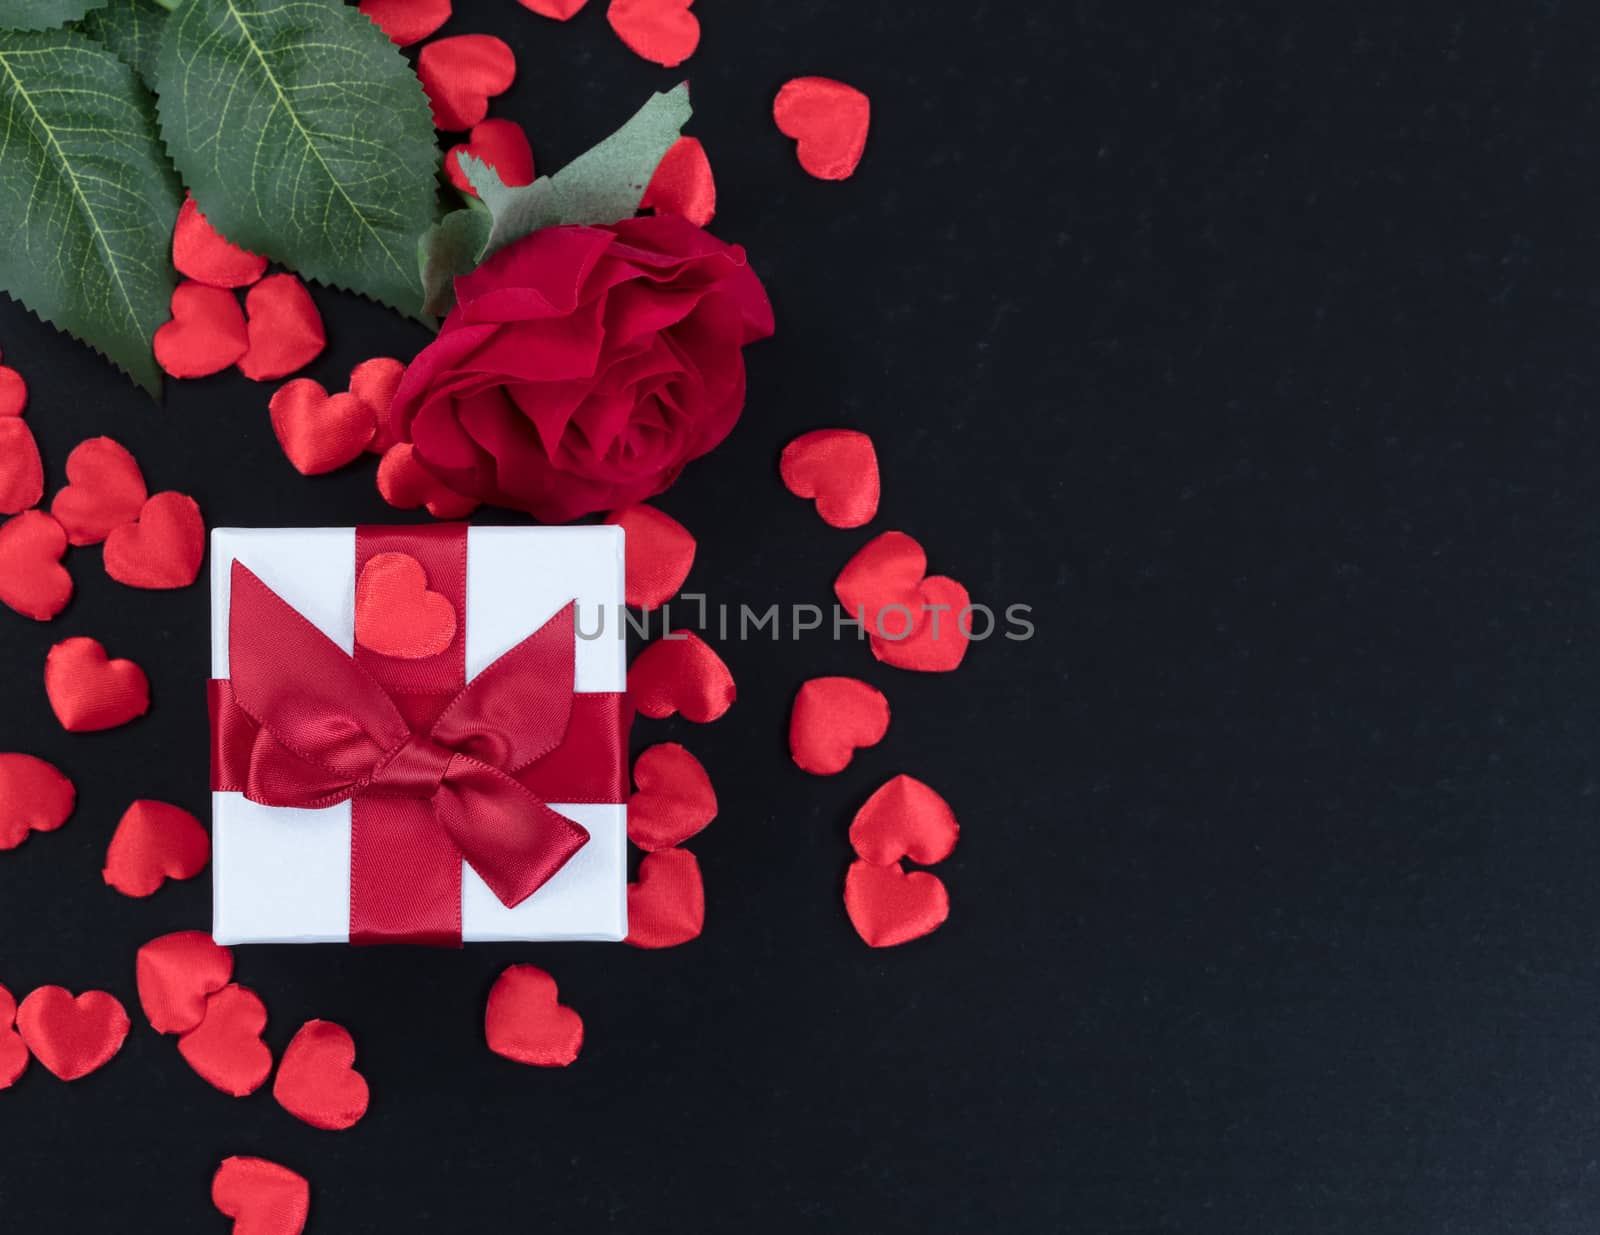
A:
0 979 130 1084
843 776 960 947
156 196 325 382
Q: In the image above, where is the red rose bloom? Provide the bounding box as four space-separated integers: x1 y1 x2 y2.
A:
391 216 774 522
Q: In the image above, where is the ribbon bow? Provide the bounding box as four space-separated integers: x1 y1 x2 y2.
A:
222 560 589 910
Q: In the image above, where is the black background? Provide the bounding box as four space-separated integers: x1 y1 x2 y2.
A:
5 1 1600 1231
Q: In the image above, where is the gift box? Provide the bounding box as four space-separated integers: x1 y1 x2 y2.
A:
208 525 629 945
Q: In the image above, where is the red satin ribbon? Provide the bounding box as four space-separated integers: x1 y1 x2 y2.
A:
208 524 628 945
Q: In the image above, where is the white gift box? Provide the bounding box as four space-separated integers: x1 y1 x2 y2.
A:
209 526 628 944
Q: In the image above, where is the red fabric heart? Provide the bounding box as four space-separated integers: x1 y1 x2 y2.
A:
173 194 267 289
844 859 948 947
849 775 959 865
51 437 147 546
136 931 234 1035
274 1020 370 1130
0 510 71 621
774 77 871 180
45 637 149 732
154 280 249 378
212 1157 310 1235
0 417 43 514
629 632 735 722
625 848 704 948
359 0 450 45
0 752 74 850
780 429 879 528
239 274 326 381
606 0 698 67
178 982 272 1097
870 575 970 672
518 0 587 17
350 356 406 454
835 530 925 617
485 965 584 1067
604 503 696 610
269 379 375 475
628 742 716 851
377 442 480 518
446 118 535 196
102 799 210 897
15 986 129 1080
103 491 205 590
641 136 715 227
0 364 28 417
789 677 889 775
835 531 971 672
355 551 458 659
0 983 28 1089
418 34 516 131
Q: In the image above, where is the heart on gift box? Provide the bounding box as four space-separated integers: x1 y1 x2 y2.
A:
154 281 248 378
628 742 716 851
0 510 71 621
780 429 879 529
604 503 696 610
418 34 516 130
212 1156 310 1235
51 437 147 546
0 417 43 515
269 380 375 476
844 859 948 948
15 986 129 1080
625 847 704 948
104 492 205 590
607 0 698 67
774 76 871 181
848 775 959 866
0 752 74 850
103 799 210 897
178 983 272 1097
355 551 458 659
45 637 149 732
628 632 734 722
274 1020 369 1130
239 274 325 382
172 195 267 289
485 965 584 1067
0 982 28 1089
789 677 889 776
136 931 234 1035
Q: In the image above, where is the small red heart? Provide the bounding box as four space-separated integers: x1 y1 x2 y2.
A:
628 632 734 722
377 442 480 518
178 982 272 1097
136 931 234 1035
604 503 696 610
50 437 147 546
485 965 584 1067
835 530 925 617
835 531 971 672
45 636 149 732
15 986 129 1080
641 135 716 227
625 847 704 948
870 575 970 672
238 274 325 381
789 677 889 775
359 0 451 45
518 0 587 19
274 1020 370 1130
349 357 406 454
154 280 248 378
0 510 71 620
446 118 535 196
173 194 267 289
418 34 517 131
269 379 375 476
0 363 28 417
355 551 458 659
628 742 716 851
0 752 74 850
844 859 948 947
774 77 871 181
606 0 698 67
780 429 879 528
0 982 28 1089
849 775 959 865
102 799 210 897
212 1157 310 1235
0 418 43 514
103 491 205 590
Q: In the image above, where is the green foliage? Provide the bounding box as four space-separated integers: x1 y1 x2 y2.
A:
0 0 109 32
77 0 166 90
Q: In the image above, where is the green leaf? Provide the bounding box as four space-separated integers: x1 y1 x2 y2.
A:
157 0 439 315
77 0 165 91
418 204 489 318
0 28 180 393
0 0 109 31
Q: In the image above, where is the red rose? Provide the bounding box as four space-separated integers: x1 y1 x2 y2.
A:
391 216 773 522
